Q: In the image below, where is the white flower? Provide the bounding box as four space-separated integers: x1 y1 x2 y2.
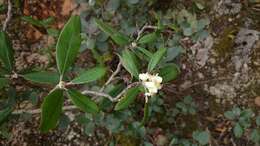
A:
139 72 163 102
139 73 149 81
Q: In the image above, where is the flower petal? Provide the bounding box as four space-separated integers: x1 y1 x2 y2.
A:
139 73 149 81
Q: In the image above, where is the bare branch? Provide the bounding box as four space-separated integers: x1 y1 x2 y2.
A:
99 61 122 92
136 24 158 41
2 0 12 31
113 82 141 101
12 105 77 115
12 82 141 115
81 90 115 101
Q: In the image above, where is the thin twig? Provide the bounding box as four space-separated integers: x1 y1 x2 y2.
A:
12 82 141 115
12 105 77 115
2 0 12 31
113 82 141 101
136 24 158 41
180 77 232 91
81 90 115 101
99 61 122 92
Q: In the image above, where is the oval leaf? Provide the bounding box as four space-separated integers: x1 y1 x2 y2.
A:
115 87 140 111
192 131 210 145
40 89 64 132
147 48 166 72
23 71 60 85
0 107 12 125
0 78 9 89
95 19 129 46
67 89 99 114
233 123 243 138
56 15 81 77
0 31 14 72
138 32 157 44
71 66 106 84
119 49 139 78
159 64 180 82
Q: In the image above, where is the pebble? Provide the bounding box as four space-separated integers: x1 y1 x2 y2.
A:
254 96 260 107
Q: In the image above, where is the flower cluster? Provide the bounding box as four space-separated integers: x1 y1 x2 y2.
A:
139 73 163 102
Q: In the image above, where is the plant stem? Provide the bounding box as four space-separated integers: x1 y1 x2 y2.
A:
2 0 12 31
99 61 122 92
136 24 158 41
12 82 141 115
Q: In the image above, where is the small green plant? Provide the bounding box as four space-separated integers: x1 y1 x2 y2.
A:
250 115 260 144
224 107 254 138
176 96 197 115
0 15 180 133
192 130 210 146
169 130 210 146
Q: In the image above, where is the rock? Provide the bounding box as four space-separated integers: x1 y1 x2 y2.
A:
190 35 214 68
232 28 259 71
254 96 260 107
214 0 242 16
62 0 78 16
155 135 168 146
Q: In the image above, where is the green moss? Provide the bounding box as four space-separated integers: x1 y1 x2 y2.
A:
213 26 239 57
115 133 140 146
208 96 224 115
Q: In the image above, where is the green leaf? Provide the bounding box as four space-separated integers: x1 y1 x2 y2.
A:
111 33 130 46
106 0 120 12
250 129 260 143
40 89 64 132
0 78 9 89
148 48 166 72
159 64 180 82
71 66 106 84
195 2 205 10
233 123 243 138
224 111 236 120
21 16 54 28
0 107 12 125
119 49 139 78
56 15 81 77
21 16 42 27
192 131 210 145
94 19 114 34
127 0 139 4
240 109 253 119
0 31 14 72
183 27 193 36
165 46 182 62
256 116 260 126
95 19 129 46
23 71 60 85
67 89 99 114
115 87 140 110
47 28 60 37
138 32 157 44
136 47 153 59
232 107 241 116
